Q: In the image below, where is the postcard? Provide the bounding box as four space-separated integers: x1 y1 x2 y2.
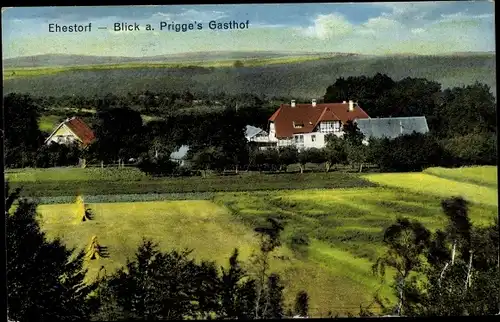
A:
3 3 498 320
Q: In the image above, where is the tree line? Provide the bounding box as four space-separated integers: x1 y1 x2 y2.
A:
4 74 496 171
7 185 499 320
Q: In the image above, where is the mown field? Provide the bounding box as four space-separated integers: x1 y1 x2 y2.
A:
17 166 496 316
5 168 376 198
4 54 496 98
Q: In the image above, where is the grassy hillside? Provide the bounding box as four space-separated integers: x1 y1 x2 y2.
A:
3 54 496 98
2 51 318 68
423 166 497 188
34 166 497 316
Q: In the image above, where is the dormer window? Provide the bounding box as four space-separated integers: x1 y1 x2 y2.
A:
293 121 304 128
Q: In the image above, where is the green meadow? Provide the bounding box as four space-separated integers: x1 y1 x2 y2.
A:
423 166 497 187
24 166 497 316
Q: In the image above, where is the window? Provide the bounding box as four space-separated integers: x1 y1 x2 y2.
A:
311 135 316 142
333 122 341 132
299 135 304 143
293 121 304 129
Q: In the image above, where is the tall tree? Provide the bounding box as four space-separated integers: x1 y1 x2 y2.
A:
6 183 98 321
278 146 299 172
251 218 285 319
92 107 145 166
143 119 181 159
342 120 365 146
297 148 326 174
218 248 258 319
323 134 348 172
372 218 431 316
294 290 310 317
261 273 285 319
345 142 368 172
323 73 396 116
4 93 43 168
100 239 220 320
370 197 500 317
383 77 442 117
436 82 497 138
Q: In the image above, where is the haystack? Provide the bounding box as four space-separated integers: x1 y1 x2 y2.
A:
75 194 93 222
86 235 102 260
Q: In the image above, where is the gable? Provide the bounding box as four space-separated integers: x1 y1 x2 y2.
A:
245 125 267 139
53 124 79 138
45 117 96 146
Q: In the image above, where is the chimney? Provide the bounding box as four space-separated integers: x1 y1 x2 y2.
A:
312 99 317 107
342 101 347 104
348 100 354 111
291 100 296 107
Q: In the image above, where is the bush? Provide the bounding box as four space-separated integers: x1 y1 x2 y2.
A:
441 132 497 166
137 155 179 177
35 142 81 168
172 165 202 177
289 230 310 256
370 133 444 172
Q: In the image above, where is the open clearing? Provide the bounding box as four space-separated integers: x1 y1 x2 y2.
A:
33 166 497 316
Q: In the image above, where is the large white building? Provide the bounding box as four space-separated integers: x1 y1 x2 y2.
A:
265 99 370 150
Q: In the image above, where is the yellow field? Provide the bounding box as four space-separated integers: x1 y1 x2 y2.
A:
39 199 385 316
36 166 497 316
363 173 498 207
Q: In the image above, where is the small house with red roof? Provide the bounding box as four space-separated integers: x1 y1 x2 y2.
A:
267 99 370 149
44 117 96 147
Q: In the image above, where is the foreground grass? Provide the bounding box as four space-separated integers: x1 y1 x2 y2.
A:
30 166 498 316
423 166 497 188
6 170 376 197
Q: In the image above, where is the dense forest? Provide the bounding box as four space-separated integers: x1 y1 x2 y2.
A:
3 54 496 98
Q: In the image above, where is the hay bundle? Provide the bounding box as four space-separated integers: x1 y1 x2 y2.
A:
86 236 109 260
75 194 93 222
86 235 101 260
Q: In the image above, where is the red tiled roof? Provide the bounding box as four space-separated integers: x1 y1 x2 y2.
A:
65 117 95 146
269 103 370 138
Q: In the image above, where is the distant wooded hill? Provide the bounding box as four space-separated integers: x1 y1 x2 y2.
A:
3 52 496 98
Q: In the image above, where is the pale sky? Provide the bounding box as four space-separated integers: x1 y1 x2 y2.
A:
1 2 496 58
